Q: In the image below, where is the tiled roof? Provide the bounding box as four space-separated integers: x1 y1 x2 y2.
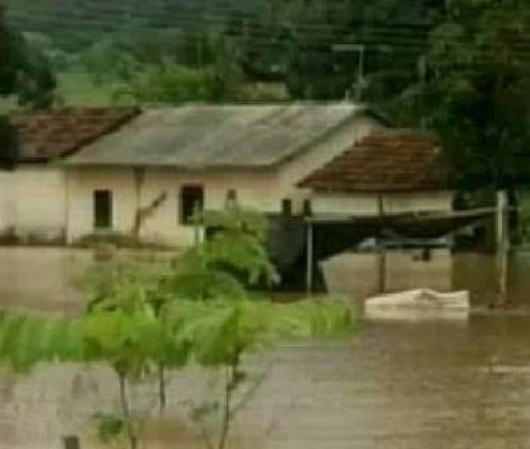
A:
10 107 139 162
299 130 449 192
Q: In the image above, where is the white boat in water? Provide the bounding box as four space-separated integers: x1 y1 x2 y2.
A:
364 289 470 320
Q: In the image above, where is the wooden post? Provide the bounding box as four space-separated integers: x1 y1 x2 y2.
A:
377 193 386 294
306 220 314 295
495 190 509 306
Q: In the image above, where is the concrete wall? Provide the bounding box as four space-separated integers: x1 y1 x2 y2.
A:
0 165 66 241
65 116 382 247
311 190 454 216
65 178 453 249
65 166 282 247
278 116 382 213
66 167 137 243
0 115 384 247
0 171 12 232
140 168 281 247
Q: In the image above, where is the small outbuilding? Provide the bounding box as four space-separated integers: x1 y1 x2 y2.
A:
298 129 452 218
298 129 459 296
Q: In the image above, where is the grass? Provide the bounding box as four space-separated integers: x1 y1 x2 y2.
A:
0 72 128 111
56 71 131 107
2 71 290 112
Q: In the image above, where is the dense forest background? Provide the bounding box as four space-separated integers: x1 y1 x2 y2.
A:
1 0 446 106
1 0 529 190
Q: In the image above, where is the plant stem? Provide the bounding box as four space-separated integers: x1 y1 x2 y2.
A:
218 365 233 449
118 372 139 449
158 363 167 411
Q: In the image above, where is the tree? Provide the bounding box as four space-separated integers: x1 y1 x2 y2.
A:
398 0 530 190
156 206 353 449
276 0 445 101
0 6 56 108
117 60 245 104
166 296 352 449
0 207 356 449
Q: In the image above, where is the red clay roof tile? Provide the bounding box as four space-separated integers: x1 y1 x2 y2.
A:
10 107 139 162
299 130 449 192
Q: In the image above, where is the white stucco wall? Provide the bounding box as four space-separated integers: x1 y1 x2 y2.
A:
139 168 281 247
311 191 454 216
64 116 383 247
66 168 453 248
66 167 136 243
0 165 66 240
0 171 13 233
65 167 282 247
278 116 382 213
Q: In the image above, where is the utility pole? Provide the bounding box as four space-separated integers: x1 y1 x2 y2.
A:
495 190 509 307
306 219 314 295
377 193 387 294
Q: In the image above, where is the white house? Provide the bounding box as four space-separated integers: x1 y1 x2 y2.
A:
62 104 384 247
0 107 139 242
0 105 461 257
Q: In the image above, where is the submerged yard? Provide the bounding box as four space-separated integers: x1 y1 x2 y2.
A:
2 313 530 448
1 0 530 446
0 248 530 448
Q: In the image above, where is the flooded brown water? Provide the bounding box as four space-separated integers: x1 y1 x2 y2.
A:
1 248 530 448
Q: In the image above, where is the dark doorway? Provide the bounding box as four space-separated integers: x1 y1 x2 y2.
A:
94 190 113 229
180 185 204 224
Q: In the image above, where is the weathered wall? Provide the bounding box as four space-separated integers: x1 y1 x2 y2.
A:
65 166 282 247
0 166 66 241
139 168 281 247
67 174 454 249
65 116 381 247
278 116 382 213
66 167 137 243
383 191 453 214
311 190 454 216
0 171 13 232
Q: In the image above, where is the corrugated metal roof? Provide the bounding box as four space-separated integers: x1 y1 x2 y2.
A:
64 104 366 169
299 129 449 192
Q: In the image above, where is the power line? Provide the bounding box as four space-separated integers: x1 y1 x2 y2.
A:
4 2 530 62
8 18 530 58
3 1 440 40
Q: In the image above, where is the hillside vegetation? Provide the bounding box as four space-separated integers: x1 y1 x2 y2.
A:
3 0 444 105
1 0 529 192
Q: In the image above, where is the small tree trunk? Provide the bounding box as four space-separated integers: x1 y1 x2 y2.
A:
118 372 139 449
218 366 234 449
158 364 167 412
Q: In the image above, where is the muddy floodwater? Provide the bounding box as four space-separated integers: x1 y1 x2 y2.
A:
1 248 530 448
